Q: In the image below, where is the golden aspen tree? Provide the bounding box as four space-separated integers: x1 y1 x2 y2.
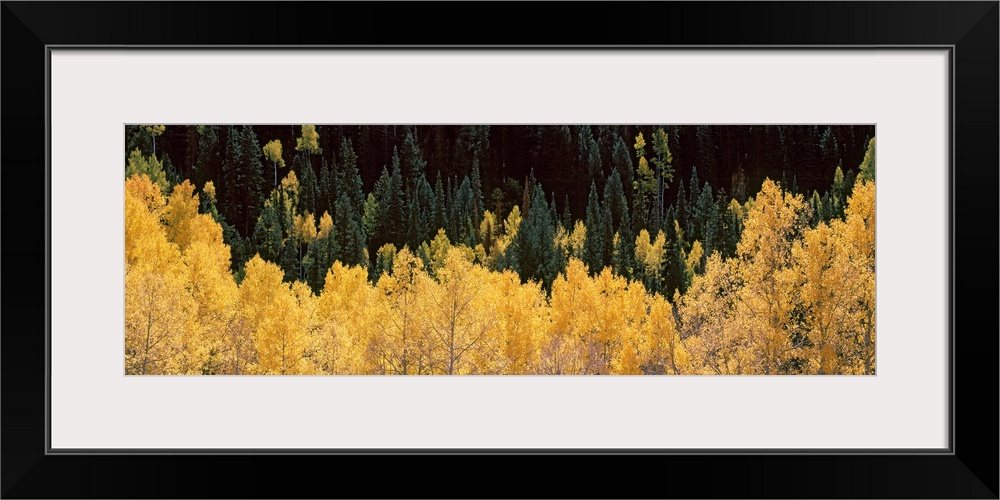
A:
676 253 750 374
239 255 310 374
163 180 217 251
372 248 429 374
838 179 876 373
641 294 688 374
124 174 199 374
144 125 165 156
634 229 667 293
290 281 321 374
167 182 238 374
544 258 596 374
126 149 169 198
421 248 497 374
126 264 198 374
317 211 334 240
295 125 322 155
590 268 644 374
495 205 522 256
554 219 587 263
793 222 847 373
262 139 285 187
733 179 810 373
182 238 238 374
477 269 547 374
316 262 379 374
423 228 453 277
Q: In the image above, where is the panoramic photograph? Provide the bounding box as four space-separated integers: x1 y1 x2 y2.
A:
125 124 875 375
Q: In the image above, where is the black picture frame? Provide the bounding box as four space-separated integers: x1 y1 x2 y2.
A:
3 2 996 498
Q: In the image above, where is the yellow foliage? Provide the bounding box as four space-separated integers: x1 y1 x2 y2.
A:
262 139 285 167
123 166 875 376
316 262 379 374
144 125 166 137
317 211 334 240
239 255 311 374
634 132 645 153
295 125 322 154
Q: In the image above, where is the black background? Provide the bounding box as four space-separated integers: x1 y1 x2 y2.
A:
2 2 997 498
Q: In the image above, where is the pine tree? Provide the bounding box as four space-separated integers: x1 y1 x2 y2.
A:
603 169 629 234
521 169 536 215
220 126 244 235
299 159 319 215
401 128 427 202
252 198 284 264
692 181 715 245
701 187 723 259
515 185 559 291
600 202 614 271
382 148 407 247
561 194 572 230
821 191 833 222
470 159 485 230
338 138 364 206
242 125 264 235
584 181 604 275
675 179 688 239
407 175 435 249
333 190 366 267
456 125 490 176
650 128 675 224
194 125 221 189
452 177 475 247
318 157 333 216
434 172 448 234
819 125 839 168
694 125 716 186
280 235 300 282
611 135 634 205
689 165 701 219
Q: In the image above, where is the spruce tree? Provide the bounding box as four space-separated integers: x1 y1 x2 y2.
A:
693 181 715 245
239 126 265 236
401 128 426 202
434 172 447 234
471 159 485 230
299 160 319 215
584 181 604 275
611 135 634 205
318 157 333 216
252 199 284 264
675 179 688 240
603 169 629 234
515 185 559 292
453 177 475 247
561 194 572 230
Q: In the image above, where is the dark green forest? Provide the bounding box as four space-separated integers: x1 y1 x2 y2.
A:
127 124 873 296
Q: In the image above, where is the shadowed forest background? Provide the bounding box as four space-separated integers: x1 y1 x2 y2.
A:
125 124 876 375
